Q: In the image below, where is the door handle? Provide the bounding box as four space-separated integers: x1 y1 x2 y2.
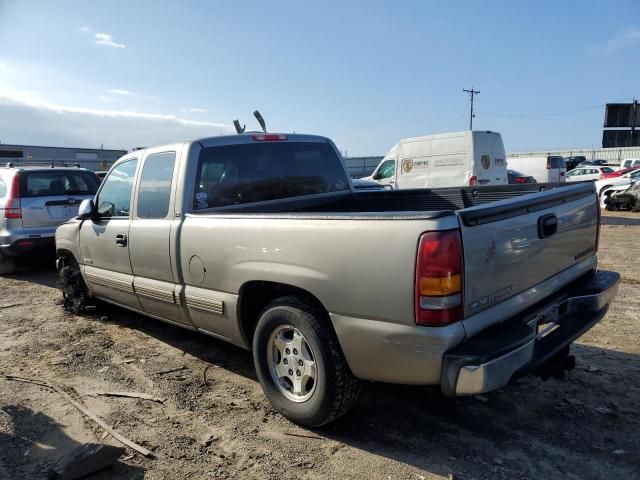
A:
537 214 558 239
115 233 128 247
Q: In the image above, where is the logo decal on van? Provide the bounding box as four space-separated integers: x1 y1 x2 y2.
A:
402 158 413 173
481 155 491 170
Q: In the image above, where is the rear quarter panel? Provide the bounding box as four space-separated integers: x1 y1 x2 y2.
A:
179 214 459 325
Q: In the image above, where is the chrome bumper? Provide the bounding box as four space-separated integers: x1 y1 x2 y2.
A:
441 270 620 396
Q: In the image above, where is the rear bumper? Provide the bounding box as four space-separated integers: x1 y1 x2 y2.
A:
441 270 620 396
0 235 55 257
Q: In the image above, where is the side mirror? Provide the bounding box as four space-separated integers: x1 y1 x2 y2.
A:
77 199 96 220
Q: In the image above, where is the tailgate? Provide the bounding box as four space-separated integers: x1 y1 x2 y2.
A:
21 196 87 228
457 183 598 320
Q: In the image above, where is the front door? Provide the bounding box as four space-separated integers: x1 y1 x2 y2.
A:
79 158 140 308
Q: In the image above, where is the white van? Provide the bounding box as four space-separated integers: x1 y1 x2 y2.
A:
619 158 640 170
506 155 566 183
369 131 508 189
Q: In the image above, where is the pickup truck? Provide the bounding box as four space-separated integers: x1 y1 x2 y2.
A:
55 133 620 427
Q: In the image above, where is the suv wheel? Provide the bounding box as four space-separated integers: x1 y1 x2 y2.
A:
0 254 16 276
252 296 360 427
58 263 90 314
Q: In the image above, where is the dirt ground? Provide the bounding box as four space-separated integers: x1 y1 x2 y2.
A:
1 212 639 480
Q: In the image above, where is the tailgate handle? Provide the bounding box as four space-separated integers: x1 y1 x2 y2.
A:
538 214 558 238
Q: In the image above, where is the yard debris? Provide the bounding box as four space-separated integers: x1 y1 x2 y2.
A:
47 443 124 480
157 366 188 375
3 374 154 457
97 366 109 373
0 303 23 309
289 461 315 469
283 431 324 440
94 391 166 403
202 363 220 386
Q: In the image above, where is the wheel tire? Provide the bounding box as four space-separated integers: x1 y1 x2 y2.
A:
0 255 16 276
58 264 90 314
252 296 360 427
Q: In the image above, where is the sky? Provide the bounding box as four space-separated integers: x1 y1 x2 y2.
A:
0 0 639 156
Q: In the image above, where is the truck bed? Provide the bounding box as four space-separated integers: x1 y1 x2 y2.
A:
189 183 580 217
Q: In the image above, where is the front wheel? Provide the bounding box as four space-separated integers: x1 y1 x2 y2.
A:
252 296 360 427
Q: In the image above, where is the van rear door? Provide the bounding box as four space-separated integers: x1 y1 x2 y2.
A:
473 132 507 186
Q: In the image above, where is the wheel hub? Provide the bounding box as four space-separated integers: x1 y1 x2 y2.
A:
267 325 317 402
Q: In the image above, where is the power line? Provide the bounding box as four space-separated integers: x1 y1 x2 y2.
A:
463 87 480 129
477 97 635 119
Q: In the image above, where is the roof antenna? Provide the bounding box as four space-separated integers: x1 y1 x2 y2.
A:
253 110 266 133
233 119 245 134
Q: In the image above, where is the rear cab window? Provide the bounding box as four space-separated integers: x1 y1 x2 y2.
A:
193 141 349 209
21 170 99 197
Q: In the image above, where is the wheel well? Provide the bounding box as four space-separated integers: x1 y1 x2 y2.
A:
56 249 79 269
599 185 613 196
238 281 327 347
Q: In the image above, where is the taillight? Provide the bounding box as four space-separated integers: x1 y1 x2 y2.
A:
252 134 288 141
546 158 551 169
415 230 464 326
469 176 477 187
2 175 22 219
515 177 528 184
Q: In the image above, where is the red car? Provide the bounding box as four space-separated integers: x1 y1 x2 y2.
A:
601 166 640 179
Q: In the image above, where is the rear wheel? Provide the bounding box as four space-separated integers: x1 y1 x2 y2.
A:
252 296 360 427
0 254 16 276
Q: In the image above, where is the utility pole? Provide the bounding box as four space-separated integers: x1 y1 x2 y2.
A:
463 87 480 130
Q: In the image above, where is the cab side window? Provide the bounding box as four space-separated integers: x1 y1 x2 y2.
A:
96 159 138 218
375 160 395 180
137 152 176 219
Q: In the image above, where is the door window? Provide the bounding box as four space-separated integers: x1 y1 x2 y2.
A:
375 160 395 179
0 178 6 198
137 152 176 219
549 157 565 169
96 159 138 218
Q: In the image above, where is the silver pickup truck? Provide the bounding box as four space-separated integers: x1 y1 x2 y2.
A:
55 133 619 427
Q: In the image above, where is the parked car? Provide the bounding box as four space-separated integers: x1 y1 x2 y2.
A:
578 159 610 167
0 164 100 274
368 131 507 189
351 177 385 191
56 132 619 427
601 166 640 179
566 166 615 182
603 182 640 211
507 155 566 183
595 168 640 197
564 156 586 171
618 158 640 170
507 169 536 184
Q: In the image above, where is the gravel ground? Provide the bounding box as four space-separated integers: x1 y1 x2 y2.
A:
0 212 638 480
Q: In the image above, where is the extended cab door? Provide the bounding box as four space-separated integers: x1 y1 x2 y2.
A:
79 158 140 308
129 149 191 326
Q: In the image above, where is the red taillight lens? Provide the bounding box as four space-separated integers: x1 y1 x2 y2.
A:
252 134 288 141
469 176 477 187
2 175 22 219
515 177 528 184
415 230 464 326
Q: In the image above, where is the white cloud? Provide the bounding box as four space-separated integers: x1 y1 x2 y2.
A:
94 32 126 49
182 107 208 113
78 26 92 35
589 27 640 55
108 89 134 96
0 88 233 149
